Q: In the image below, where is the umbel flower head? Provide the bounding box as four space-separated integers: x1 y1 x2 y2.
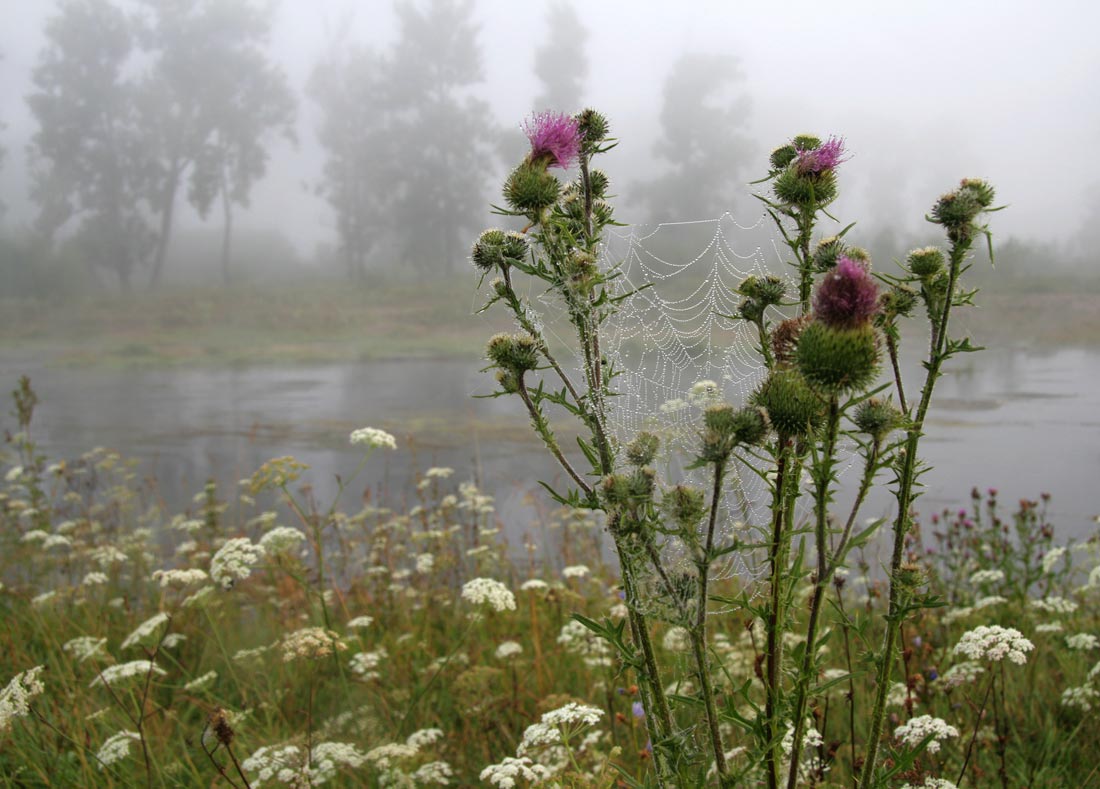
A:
813 256 880 329
522 111 581 169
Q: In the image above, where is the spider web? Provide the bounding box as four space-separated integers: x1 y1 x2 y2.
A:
593 212 789 606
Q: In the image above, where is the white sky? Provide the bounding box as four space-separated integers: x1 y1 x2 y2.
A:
2 0 1098 255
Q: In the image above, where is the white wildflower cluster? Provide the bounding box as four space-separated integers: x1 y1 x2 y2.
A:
1035 622 1064 634
885 682 912 708
413 760 454 784
968 569 1005 586
561 564 589 579
258 526 306 555
183 671 217 692
91 545 128 568
972 595 1007 610
662 626 692 652
1066 633 1099 650
901 779 959 789
425 466 454 479
151 568 208 588
937 661 985 689
688 379 722 406
350 427 397 450
120 612 170 649
894 715 960 753
541 702 604 729
210 537 265 589
480 756 551 788
1061 685 1100 712
96 730 140 769
242 743 301 785
1031 596 1078 614
91 660 166 688
953 626 1034 664
495 641 523 660
519 579 549 592
346 615 374 630
280 628 348 662
82 572 109 586
461 578 516 612
557 619 613 668
416 552 435 575
1042 546 1067 574
350 648 387 680
406 728 444 749
0 666 46 732
63 636 107 662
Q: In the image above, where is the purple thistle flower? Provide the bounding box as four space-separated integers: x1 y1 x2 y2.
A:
522 111 581 169
632 701 646 719
813 255 879 328
796 136 848 175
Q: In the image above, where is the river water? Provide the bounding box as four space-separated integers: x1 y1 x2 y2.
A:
2 347 1099 545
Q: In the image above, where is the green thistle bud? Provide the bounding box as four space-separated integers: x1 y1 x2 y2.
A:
791 134 822 151
895 561 927 592
704 403 737 435
771 315 810 367
844 246 871 265
795 322 881 394
587 169 610 198
626 432 660 467
738 296 764 323
575 108 609 147
601 473 632 509
700 403 737 462
959 178 995 208
592 199 614 226
813 236 846 272
752 370 825 438
906 246 945 279
471 229 528 272
736 274 786 306
879 285 918 320
930 188 982 231
504 161 561 216
769 144 798 171
774 166 838 206
664 484 706 531
852 397 903 442
495 368 520 394
490 277 509 299
486 332 540 373
731 406 771 446
628 466 656 499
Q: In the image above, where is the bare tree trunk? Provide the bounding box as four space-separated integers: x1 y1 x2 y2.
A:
219 162 233 286
148 167 180 289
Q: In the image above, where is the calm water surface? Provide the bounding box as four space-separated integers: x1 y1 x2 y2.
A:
3 348 1099 545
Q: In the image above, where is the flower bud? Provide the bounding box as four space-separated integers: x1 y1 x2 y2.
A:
575 108 609 147
852 397 903 441
495 368 520 394
626 432 660 467
628 467 656 499
664 484 706 531
879 285 918 320
752 370 825 438
700 403 738 462
732 406 771 446
769 144 798 171
486 332 540 373
906 246 945 279
895 561 927 592
601 473 632 509
930 188 982 231
795 322 881 394
958 178 995 208
504 161 561 216
813 236 846 272
471 228 528 271
737 274 786 306
587 169 610 199
771 315 810 367
773 167 838 206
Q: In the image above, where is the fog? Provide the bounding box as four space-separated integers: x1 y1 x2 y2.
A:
2 0 1099 288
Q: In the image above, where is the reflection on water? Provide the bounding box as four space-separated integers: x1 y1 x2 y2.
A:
2 347 1098 545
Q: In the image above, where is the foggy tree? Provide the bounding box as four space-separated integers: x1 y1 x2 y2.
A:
533 2 588 112
27 0 153 289
136 0 295 286
312 0 496 279
310 48 389 281
383 0 496 271
634 53 754 223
